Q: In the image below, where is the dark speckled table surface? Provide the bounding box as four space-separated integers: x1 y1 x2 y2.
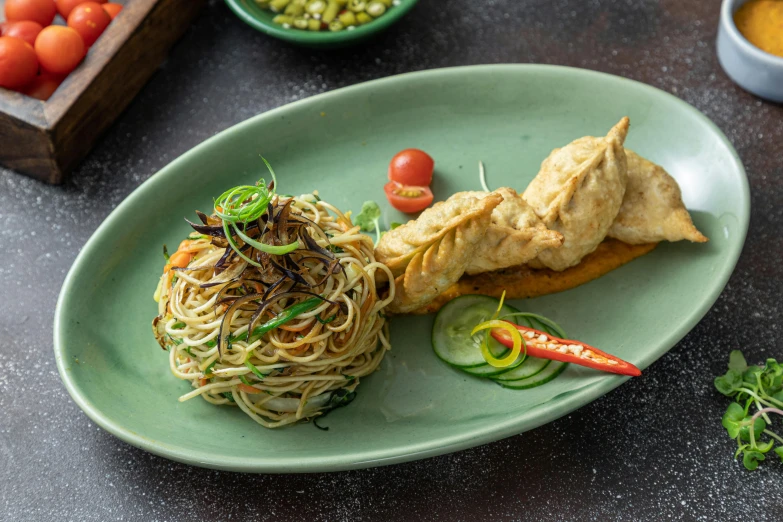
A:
2 0 783 520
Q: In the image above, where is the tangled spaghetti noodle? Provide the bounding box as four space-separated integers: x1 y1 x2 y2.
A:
153 190 395 428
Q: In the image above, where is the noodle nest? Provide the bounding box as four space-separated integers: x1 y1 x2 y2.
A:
153 193 395 428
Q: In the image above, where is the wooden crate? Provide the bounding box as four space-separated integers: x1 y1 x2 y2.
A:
0 0 205 183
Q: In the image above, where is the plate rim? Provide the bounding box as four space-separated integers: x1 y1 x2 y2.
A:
53 64 750 473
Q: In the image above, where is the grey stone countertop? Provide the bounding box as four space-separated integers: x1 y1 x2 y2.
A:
2 0 782 520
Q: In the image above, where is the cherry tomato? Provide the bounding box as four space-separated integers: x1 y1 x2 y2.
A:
35 25 85 75
67 2 111 47
2 21 43 47
55 0 105 19
23 71 63 100
388 148 435 186
383 182 434 213
4 0 57 26
0 36 38 90
102 2 122 19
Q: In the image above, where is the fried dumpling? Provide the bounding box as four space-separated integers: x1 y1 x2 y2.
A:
608 150 708 244
375 192 503 314
524 117 630 271
447 188 564 275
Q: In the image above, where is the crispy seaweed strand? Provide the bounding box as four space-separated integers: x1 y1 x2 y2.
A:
262 277 288 301
300 229 335 260
186 218 226 238
215 244 235 269
270 257 311 287
218 293 264 355
196 210 210 225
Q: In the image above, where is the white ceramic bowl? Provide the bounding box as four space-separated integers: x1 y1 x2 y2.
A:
717 0 783 102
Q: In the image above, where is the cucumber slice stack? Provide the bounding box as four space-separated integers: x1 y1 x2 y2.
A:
431 295 568 389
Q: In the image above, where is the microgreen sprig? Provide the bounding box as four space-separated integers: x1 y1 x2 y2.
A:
354 201 382 246
715 350 783 470
213 158 299 266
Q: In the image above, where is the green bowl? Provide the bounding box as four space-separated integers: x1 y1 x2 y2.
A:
54 65 749 473
224 0 419 48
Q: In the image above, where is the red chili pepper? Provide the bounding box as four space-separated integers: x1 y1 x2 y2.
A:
491 322 641 377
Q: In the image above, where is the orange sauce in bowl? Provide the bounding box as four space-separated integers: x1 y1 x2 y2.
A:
734 0 783 58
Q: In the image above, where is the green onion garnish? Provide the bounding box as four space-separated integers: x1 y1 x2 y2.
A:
244 360 268 380
212 160 299 267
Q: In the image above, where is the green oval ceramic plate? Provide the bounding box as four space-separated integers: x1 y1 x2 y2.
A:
54 65 749 473
224 0 419 48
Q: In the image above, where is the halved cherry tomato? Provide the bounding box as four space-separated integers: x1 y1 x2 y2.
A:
23 71 63 100
56 0 106 19
2 21 43 47
68 2 111 48
384 181 434 213
35 25 85 75
388 148 435 186
102 2 122 19
5 0 57 27
0 36 38 90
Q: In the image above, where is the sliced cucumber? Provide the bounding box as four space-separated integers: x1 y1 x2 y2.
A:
432 295 520 368
491 356 550 382
497 361 569 389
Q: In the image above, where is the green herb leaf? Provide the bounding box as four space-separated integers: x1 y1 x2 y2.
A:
774 447 783 462
172 321 186 330
163 244 170 262
354 201 381 232
722 403 745 438
743 450 765 470
728 350 748 372
354 201 382 245
756 438 775 453
715 370 743 396
743 365 762 383
723 401 745 423
390 222 402 230
316 314 336 325
739 416 766 443
203 360 217 377
239 374 254 386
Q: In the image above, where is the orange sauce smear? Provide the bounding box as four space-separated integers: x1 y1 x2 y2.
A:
734 0 783 58
411 239 658 315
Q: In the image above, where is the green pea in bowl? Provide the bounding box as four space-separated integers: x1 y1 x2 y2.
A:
225 0 419 48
